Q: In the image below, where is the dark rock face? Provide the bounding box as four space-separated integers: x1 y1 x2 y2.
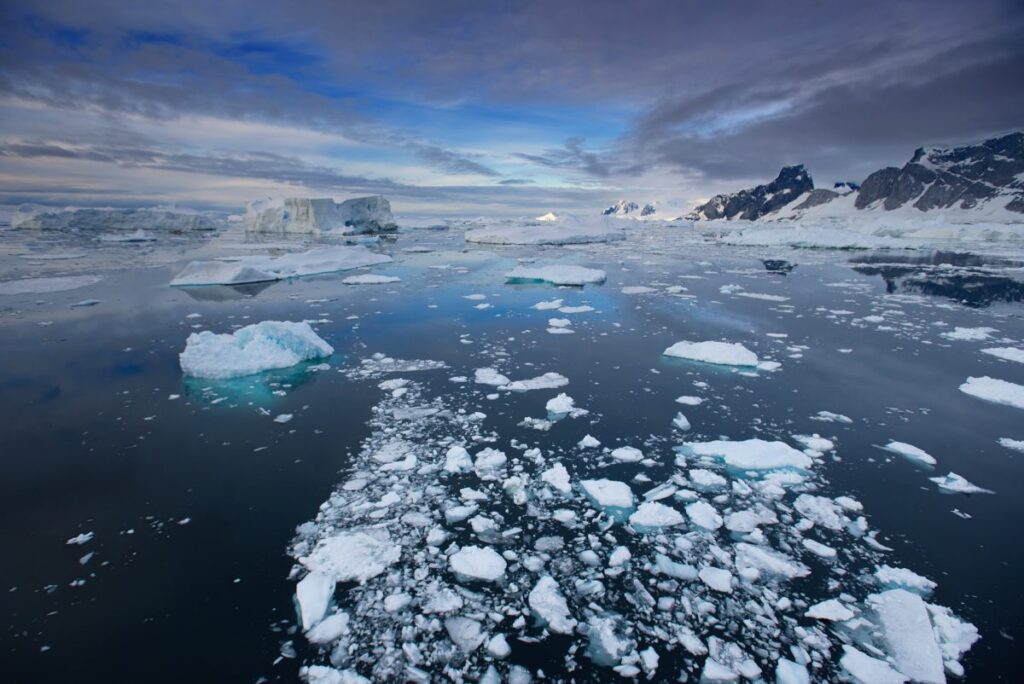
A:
793 189 839 211
856 132 1024 213
687 165 814 220
640 203 657 216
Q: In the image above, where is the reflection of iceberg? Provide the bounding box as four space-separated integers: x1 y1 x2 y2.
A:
850 252 1024 307
170 245 393 286
178 281 275 301
180 359 331 406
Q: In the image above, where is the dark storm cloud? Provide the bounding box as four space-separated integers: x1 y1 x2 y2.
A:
1 0 1022 201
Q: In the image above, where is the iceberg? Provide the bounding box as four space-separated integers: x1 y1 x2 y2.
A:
13 206 216 232
465 215 626 245
179 321 333 379
663 340 759 367
243 196 397 235
868 589 945 684
505 264 607 286
928 471 994 494
171 245 393 286
882 440 937 466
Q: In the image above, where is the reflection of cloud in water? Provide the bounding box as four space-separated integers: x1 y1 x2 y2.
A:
181 360 332 406
179 281 275 302
850 251 1024 307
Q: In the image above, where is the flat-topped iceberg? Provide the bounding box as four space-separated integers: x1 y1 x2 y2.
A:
958 376 1024 409
179 320 333 379
505 264 607 286
663 340 759 367
465 215 626 245
244 196 397 235
681 439 813 471
170 245 392 286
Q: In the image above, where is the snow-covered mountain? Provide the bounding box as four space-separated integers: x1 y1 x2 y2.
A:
602 200 660 218
687 132 1024 223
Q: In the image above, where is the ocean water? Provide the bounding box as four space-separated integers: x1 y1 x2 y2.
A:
1 224 1022 682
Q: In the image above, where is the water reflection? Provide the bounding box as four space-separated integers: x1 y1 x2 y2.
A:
850 251 1024 307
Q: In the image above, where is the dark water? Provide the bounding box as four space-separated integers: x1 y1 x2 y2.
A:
1 233 1023 681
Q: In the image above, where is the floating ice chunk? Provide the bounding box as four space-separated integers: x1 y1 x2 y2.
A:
296 571 334 630
958 376 1024 410
735 542 809 579
341 274 401 285
300 531 400 583
928 471 994 494
66 532 94 545
581 479 634 516
981 346 1024 364
505 264 607 286
839 646 908 684
540 463 572 494
690 468 727 490
0 275 103 295
383 592 411 612
802 539 837 558
473 448 507 480
474 367 510 386
675 395 703 406
775 659 810 684
927 603 980 677
443 446 473 473
548 317 572 328
305 611 350 644
664 340 759 367
179 321 333 379
812 410 853 424
941 326 997 341
528 576 577 634
545 393 583 416
608 546 631 567
533 298 564 310
685 501 722 530
559 305 594 313
875 565 937 594
629 502 684 530
486 633 511 659
444 616 486 652
805 598 854 621
449 545 507 582
883 440 937 466
274 413 293 424
621 286 656 294
998 437 1024 452
610 446 643 462
794 494 845 530
698 566 733 593
793 434 834 452
868 589 945 684
701 659 739 682
171 245 392 286
585 615 632 666
505 372 569 392
672 412 691 430
301 665 371 684
578 434 601 448
682 439 813 471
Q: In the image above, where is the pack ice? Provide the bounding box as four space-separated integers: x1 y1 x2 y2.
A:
179 321 333 379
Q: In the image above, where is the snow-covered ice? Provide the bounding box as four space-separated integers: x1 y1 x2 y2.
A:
504 264 607 286
958 376 1024 409
663 340 759 367
882 440 937 466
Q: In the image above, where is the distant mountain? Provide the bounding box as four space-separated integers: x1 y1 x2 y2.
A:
602 200 640 216
686 132 1024 221
601 200 661 218
686 165 813 220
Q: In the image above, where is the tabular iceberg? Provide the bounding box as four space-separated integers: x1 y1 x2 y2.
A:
179 321 334 379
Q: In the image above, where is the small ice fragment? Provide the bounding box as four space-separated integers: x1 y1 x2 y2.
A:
698 566 733 593
449 545 507 582
685 501 722 530
805 598 854 621
929 472 994 494
274 413 294 424
663 340 759 367
66 532 94 545
882 441 936 466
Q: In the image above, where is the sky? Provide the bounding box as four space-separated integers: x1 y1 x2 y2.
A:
1 0 1022 216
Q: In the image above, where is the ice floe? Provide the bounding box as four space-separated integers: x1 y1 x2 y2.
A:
465 216 626 245
0 275 103 295
179 320 333 379
958 375 1024 409
505 264 607 286
663 340 759 367
882 440 937 466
